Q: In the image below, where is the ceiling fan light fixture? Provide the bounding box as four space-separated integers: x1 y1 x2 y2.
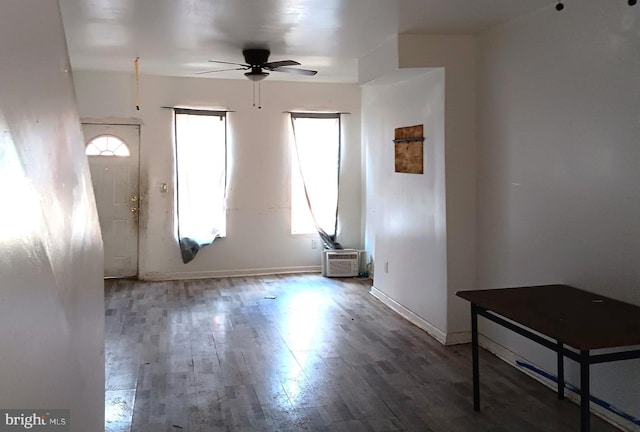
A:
245 71 269 82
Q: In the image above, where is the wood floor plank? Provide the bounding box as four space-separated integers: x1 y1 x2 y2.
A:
104 274 623 431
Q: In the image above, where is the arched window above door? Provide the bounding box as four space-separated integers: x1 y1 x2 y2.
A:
85 135 130 157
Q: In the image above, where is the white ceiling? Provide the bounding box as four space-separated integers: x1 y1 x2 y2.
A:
59 0 553 83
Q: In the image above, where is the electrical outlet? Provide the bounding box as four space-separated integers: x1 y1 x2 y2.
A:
311 239 318 249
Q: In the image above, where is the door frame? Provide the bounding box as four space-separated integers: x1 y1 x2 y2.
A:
82 118 144 278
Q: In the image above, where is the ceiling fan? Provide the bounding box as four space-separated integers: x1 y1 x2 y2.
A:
197 48 318 81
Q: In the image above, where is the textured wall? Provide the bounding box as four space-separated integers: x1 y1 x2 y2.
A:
0 1 105 430
361 34 477 343
73 72 362 279
363 69 448 338
477 0 640 424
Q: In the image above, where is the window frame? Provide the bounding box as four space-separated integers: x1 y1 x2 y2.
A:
173 107 228 244
85 134 131 157
289 111 342 237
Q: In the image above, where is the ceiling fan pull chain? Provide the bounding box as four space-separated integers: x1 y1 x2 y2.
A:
252 80 256 107
258 82 262 109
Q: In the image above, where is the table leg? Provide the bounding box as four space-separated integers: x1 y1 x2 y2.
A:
580 350 590 432
557 341 564 400
471 303 480 411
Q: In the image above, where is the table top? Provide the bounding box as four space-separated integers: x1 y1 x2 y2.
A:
457 285 640 351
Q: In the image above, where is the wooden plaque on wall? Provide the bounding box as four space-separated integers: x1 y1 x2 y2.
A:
394 124 424 174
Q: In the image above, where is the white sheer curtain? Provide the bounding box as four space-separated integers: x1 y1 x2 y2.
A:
175 110 226 262
291 114 340 240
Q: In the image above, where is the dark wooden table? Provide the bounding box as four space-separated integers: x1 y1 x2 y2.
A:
456 285 640 432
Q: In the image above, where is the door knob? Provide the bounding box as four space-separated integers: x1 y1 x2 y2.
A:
131 207 138 213
130 195 138 202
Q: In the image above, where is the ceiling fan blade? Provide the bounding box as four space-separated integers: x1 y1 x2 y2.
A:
263 60 300 68
272 66 318 76
208 60 249 67
196 67 247 75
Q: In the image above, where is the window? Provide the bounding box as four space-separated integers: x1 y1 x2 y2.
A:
174 108 227 263
290 113 341 236
85 135 130 156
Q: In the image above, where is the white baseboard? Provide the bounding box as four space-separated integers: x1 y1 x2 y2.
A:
446 330 471 345
141 265 321 281
369 287 471 346
479 335 638 432
370 286 451 345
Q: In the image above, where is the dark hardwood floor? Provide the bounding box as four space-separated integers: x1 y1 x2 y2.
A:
104 274 620 432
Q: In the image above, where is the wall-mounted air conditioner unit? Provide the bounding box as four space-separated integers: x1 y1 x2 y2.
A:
321 249 364 277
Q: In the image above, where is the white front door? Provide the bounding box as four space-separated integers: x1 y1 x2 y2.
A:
83 123 140 278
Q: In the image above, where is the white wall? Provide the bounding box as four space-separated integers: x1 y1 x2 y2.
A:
73 72 362 279
0 2 104 431
477 0 640 425
363 69 449 338
398 34 477 339
362 34 477 344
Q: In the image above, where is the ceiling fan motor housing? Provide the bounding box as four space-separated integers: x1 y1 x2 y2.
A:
245 67 269 82
243 49 270 66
